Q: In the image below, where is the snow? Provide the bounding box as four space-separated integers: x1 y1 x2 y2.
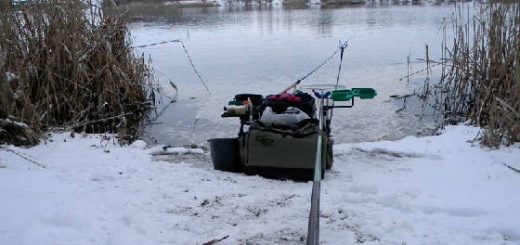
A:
0 125 519 244
129 140 147 150
1 118 29 129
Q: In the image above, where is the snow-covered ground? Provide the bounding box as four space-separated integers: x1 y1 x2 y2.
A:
1 125 519 244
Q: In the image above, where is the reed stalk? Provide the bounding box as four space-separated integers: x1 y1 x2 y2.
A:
423 3 519 147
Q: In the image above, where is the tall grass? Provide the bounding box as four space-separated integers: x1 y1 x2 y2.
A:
0 0 155 144
423 3 519 147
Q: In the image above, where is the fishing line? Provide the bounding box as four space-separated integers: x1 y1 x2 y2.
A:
328 41 349 127
135 39 212 129
334 41 348 89
281 39 351 95
135 39 211 94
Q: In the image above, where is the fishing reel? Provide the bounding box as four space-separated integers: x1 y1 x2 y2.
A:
221 94 264 123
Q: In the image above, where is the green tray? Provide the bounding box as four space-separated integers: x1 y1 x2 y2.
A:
331 88 377 101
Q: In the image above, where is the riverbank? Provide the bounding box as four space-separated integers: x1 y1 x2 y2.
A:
1 124 519 244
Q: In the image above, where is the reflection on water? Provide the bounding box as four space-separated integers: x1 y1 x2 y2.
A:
128 2 461 146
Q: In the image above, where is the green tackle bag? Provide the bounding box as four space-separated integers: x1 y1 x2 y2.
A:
239 121 332 178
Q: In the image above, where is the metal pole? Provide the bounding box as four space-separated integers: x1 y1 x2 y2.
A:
307 93 324 245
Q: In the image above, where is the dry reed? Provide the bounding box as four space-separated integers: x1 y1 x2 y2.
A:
0 0 155 145
423 3 519 147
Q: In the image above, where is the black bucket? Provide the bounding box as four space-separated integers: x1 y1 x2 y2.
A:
208 138 242 172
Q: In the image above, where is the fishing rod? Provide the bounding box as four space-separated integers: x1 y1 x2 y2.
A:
301 41 374 245
306 87 326 245
303 42 348 245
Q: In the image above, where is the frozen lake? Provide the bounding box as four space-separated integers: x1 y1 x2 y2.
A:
128 1 461 146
